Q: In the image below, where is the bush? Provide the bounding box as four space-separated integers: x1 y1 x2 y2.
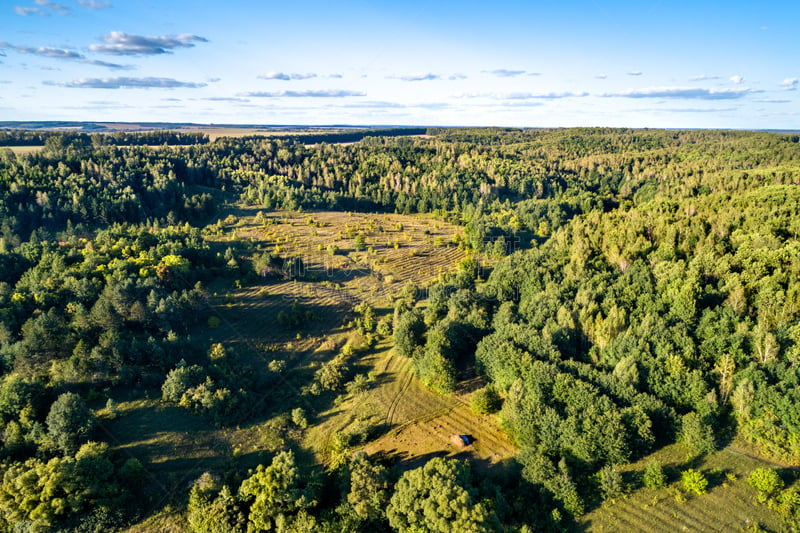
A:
642 460 667 489
681 469 708 495
748 468 784 503
291 407 308 429
471 385 502 414
598 464 624 500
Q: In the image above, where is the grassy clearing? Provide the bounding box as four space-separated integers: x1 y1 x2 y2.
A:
227 207 467 298
4 145 43 155
107 204 485 529
308 342 515 470
580 441 787 532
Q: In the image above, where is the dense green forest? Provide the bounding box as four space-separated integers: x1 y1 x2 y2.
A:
1 127 799 531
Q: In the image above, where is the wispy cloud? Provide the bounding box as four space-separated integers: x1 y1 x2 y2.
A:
391 73 440 81
754 98 791 104
258 71 318 81
14 0 70 15
459 91 588 100
603 86 751 100
0 42 133 69
730 75 745 84
448 73 467 80
340 100 405 109
37 0 70 14
203 96 250 102
14 6 44 15
82 59 133 70
8 45 83 60
56 76 207 89
780 78 798 90
627 71 643 76
78 0 110 9
484 69 526 77
491 101 545 108
658 107 738 113
89 31 207 55
690 74 722 81
595 74 608 80
241 89 365 98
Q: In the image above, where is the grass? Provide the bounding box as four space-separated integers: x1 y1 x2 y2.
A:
580 441 787 532
4 145 43 155
306 340 515 471
105 203 476 530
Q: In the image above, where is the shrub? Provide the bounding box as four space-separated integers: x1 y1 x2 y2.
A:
748 468 784 503
598 464 624 500
291 407 308 429
471 385 502 414
643 460 667 489
681 469 708 495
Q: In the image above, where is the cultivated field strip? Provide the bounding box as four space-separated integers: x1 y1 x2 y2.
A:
362 351 515 465
582 445 786 532
232 209 467 302
207 278 354 364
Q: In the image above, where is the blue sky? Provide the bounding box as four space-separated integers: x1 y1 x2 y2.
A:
1 0 798 128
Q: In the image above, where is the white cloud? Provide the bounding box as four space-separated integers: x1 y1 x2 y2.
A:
89 32 208 55
730 75 745 84
57 76 207 89
603 86 751 100
258 71 318 81
78 0 110 9
457 91 588 100
14 6 43 15
484 69 526 77
241 90 366 98
780 78 799 90
391 73 440 81
0 42 133 69
14 0 71 15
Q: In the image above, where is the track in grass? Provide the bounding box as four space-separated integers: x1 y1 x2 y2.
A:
580 443 786 532
358 348 515 467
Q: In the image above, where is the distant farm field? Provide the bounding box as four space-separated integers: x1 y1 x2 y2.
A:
4 145 43 155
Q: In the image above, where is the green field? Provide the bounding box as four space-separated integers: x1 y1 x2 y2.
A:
582 442 790 532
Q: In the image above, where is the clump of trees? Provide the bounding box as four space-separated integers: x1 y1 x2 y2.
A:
160 343 254 425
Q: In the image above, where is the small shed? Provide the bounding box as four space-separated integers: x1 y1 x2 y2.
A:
450 434 473 448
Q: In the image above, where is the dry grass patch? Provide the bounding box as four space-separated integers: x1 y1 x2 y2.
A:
580 441 786 532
